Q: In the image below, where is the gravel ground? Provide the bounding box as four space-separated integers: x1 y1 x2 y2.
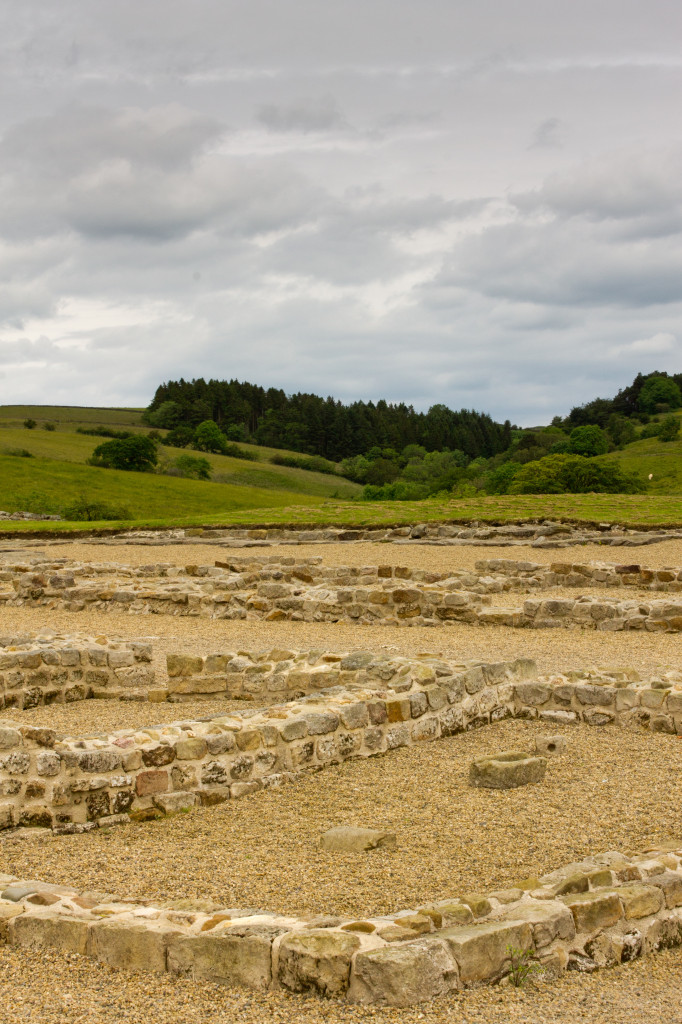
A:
8 537 682 570
1 943 681 1024
3 719 681 918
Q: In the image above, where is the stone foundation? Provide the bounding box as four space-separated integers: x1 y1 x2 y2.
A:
1 647 680 833
0 635 153 710
3 555 682 631
1 843 680 1005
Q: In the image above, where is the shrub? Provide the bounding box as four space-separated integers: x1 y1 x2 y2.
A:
42 422 56 431
164 424 195 448
638 375 682 413
270 453 338 474
2 447 34 457
23 418 36 429
568 424 609 457
77 426 133 439
171 454 211 480
60 497 131 521
193 419 227 453
89 435 158 472
658 415 681 442
222 443 259 461
508 453 644 494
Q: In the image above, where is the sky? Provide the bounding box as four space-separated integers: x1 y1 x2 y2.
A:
0 1 681 425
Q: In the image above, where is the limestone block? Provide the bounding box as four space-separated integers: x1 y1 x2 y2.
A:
510 900 576 947
534 735 566 756
349 936 459 1006
469 751 547 790
166 654 204 677
650 872 682 908
168 674 225 695
440 919 533 984
175 737 207 760
277 929 361 997
560 891 623 932
9 910 90 954
153 792 197 815
320 827 397 853
167 930 272 988
0 727 21 750
617 884 665 920
88 919 180 973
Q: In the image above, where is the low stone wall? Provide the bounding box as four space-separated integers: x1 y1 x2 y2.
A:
478 558 682 592
0 635 154 710
2 651 681 832
89 520 682 548
2 843 681 1005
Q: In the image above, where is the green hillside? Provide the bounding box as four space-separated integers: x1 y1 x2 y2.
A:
0 405 361 509
597 412 682 494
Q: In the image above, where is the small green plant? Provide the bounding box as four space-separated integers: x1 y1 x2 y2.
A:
23 418 37 429
505 945 543 987
60 496 131 521
42 422 56 431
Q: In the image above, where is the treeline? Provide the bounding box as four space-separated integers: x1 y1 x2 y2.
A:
144 378 512 462
566 371 682 428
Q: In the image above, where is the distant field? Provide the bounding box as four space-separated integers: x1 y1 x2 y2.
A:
0 405 144 427
0 454 328 525
1 403 680 533
1 489 681 534
0 404 361 502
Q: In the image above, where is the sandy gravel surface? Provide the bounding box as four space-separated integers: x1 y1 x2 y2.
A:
1 943 681 1024
9 537 682 570
1 604 680 675
3 719 680 918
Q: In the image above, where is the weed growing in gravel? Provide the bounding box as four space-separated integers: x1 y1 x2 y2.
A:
506 945 544 987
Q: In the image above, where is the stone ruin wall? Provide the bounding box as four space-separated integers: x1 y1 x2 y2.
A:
0 636 154 710
1 645 681 834
3 554 682 632
1 842 681 1006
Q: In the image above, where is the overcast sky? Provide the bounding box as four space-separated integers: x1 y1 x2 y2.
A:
1 1 681 425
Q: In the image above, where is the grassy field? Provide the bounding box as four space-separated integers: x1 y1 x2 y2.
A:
1 404 681 534
0 406 360 501
599 434 682 494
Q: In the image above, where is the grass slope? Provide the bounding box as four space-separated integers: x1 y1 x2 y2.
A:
0 406 361 501
598 434 682 495
0 454 327 524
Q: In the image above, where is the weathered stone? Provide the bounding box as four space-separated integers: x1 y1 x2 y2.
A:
10 910 90 954
440 920 533 984
320 827 397 853
617 884 665 920
88 920 180 972
534 735 566 756
167 930 272 988
560 891 623 932
349 937 459 1006
469 751 547 790
278 929 361 997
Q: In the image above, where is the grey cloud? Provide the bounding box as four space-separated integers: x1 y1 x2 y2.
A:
529 116 563 149
257 95 348 132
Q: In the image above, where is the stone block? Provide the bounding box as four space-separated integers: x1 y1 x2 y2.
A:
560 891 622 932
10 910 90 954
320 827 397 853
617 884 665 920
469 751 547 790
440 919 533 984
349 936 459 1006
278 929 361 997
88 919 180 973
175 737 207 760
135 770 169 796
167 930 272 988
534 735 566 756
